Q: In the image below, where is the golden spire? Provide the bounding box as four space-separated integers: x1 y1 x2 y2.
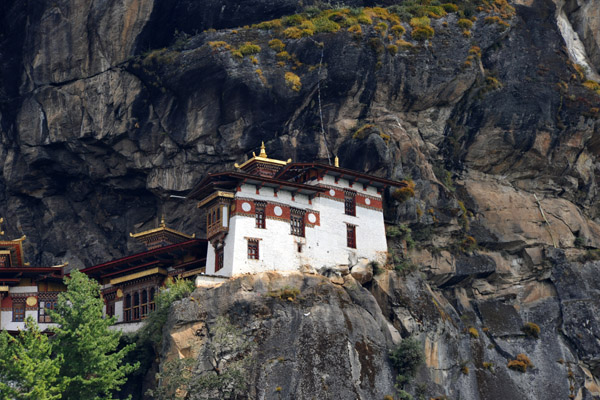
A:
334 156 339 167
0 217 3 236
160 215 166 227
259 141 267 157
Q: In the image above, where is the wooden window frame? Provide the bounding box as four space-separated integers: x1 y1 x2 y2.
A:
141 289 148 319
215 247 224 272
12 301 25 322
149 288 156 312
38 299 57 323
255 201 266 229
344 190 356 216
247 239 259 260
346 224 357 249
290 208 305 237
124 294 132 322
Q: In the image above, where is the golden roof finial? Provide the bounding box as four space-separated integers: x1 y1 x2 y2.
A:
0 217 4 236
160 215 166 227
334 156 339 168
259 141 267 158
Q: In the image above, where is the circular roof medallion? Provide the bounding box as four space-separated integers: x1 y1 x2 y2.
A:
308 213 317 223
329 189 336 196
26 296 37 307
241 202 251 212
274 206 283 216
365 198 371 205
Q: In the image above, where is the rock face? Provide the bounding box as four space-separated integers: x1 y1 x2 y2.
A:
2 0 600 398
164 272 398 399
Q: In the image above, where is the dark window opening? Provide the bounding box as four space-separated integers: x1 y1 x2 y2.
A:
347 224 356 249
124 294 132 322
344 190 356 216
290 208 305 237
248 240 259 260
215 247 224 272
13 302 25 322
255 201 266 229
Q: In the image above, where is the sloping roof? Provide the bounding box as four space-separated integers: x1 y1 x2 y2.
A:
188 171 328 201
275 162 408 189
81 239 207 279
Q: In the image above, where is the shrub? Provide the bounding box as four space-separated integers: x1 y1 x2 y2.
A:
461 365 469 375
393 180 416 203
255 19 283 30
267 286 300 301
508 354 533 373
239 42 261 56
283 14 304 26
375 21 389 35
386 224 415 249
390 24 406 37
427 6 446 18
468 327 479 338
368 38 385 54
442 3 459 12
410 16 431 28
357 14 373 24
522 322 540 339
583 80 600 95
348 24 362 36
387 45 398 55
458 18 474 30
276 51 292 61
485 76 502 90
389 338 424 387
313 16 341 33
483 362 493 370
396 39 413 49
208 41 231 50
284 27 305 39
268 39 285 52
285 72 302 91
411 26 434 40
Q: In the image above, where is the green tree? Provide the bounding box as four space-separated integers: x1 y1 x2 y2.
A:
0 317 67 400
49 270 139 399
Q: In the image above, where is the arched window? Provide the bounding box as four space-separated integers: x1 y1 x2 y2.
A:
124 294 131 322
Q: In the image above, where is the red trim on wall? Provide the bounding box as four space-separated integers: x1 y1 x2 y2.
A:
1 296 12 308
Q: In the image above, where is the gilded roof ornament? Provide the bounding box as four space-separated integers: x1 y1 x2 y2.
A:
0 217 4 236
234 142 292 170
334 156 339 168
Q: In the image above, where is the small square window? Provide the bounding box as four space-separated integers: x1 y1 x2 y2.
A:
215 248 224 272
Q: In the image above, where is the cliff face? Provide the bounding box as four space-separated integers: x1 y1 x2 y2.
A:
2 0 600 398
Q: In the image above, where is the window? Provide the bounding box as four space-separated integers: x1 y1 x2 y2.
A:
13 301 25 322
141 290 148 319
344 190 356 216
255 201 266 229
149 288 156 312
215 247 224 272
124 294 132 322
290 208 305 237
39 300 57 323
297 243 303 253
133 292 140 320
347 224 356 249
206 205 223 234
106 300 115 318
247 240 259 260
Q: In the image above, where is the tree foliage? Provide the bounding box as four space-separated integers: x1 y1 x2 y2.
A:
49 270 139 399
0 317 66 400
0 270 139 400
389 338 424 387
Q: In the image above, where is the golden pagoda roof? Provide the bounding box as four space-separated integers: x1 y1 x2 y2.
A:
130 217 195 240
234 142 291 170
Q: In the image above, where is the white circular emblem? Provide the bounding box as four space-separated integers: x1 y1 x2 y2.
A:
242 202 251 212
308 213 317 223
329 189 336 196
274 206 283 216
365 198 371 205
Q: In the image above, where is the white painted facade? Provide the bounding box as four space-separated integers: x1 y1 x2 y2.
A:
204 172 388 277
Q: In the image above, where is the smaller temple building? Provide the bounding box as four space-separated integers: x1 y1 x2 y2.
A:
188 143 406 277
0 218 66 333
80 218 207 332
